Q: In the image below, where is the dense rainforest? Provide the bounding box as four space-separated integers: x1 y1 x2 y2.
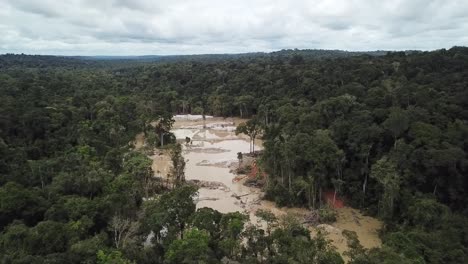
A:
1 47 467 263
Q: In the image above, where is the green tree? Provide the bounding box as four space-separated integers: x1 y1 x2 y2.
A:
143 185 197 246
219 212 248 259
97 250 134 264
383 107 409 149
170 143 186 186
122 152 155 198
236 118 263 154
190 207 222 238
165 228 212 264
407 197 449 230
370 156 400 220
154 116 175 147
0 182 47 228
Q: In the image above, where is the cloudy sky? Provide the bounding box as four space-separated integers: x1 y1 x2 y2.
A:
0 0 467 55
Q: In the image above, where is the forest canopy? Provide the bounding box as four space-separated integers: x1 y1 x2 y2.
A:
1 47 468 263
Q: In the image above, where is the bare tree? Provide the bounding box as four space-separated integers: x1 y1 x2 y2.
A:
109 215 140 249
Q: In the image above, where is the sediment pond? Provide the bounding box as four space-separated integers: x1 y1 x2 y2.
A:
172 115 263 220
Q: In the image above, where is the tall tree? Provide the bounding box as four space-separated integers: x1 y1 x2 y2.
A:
235 117 263 154
383 107 409 149
370 156 401 220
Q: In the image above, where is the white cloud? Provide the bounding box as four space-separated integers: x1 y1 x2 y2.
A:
0 0 466 55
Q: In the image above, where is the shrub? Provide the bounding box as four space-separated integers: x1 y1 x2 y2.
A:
319 206 337 223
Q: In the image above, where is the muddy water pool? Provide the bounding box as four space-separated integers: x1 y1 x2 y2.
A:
172 115 262 215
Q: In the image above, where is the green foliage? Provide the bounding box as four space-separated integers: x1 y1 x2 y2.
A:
1 48 468 263
170 143 186 186
142 185 197 246
343 230 365 262
165 228 212 264
218 212 248 258
383 107 409 148
0 182 48 228
318 206 337 223
190 207 222 238
97 250 134 264
370 156 400 220
236 117 263 153
69 234 108 263
269 216 344 264
344 230 424 264
407 197 449 230
122 152 157 198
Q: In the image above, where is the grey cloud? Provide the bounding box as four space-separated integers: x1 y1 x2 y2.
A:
111 0 163 12
0 0 466 55
7 0 61 18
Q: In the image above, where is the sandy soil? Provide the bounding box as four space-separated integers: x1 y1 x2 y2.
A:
150 149 172 178
133 132 172 179
133 132 146 150
310 207 382 261
249 199 382 262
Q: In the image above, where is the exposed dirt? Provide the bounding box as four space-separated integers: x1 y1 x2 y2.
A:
150 149 172 179
308 207 382 263
248 199 382 262
140 115 382 263
132 132 172 179
330 207 381 252
133 132 146 150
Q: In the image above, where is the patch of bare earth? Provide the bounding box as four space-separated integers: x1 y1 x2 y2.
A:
150 149 172 179
132 132 172 180
133 132 145 150
310 207 382 262
247 199 382 263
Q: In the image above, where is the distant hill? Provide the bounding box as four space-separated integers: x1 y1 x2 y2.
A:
271 49 390 58
0 53 95 69
0 48 450 68
73 49 390 62
72 55 164 61
72 52 267 63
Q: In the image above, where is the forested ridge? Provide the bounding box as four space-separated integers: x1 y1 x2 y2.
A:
1 47 468 263
72 49 389 63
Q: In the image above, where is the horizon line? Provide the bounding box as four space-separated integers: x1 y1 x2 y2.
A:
1 46 460 57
